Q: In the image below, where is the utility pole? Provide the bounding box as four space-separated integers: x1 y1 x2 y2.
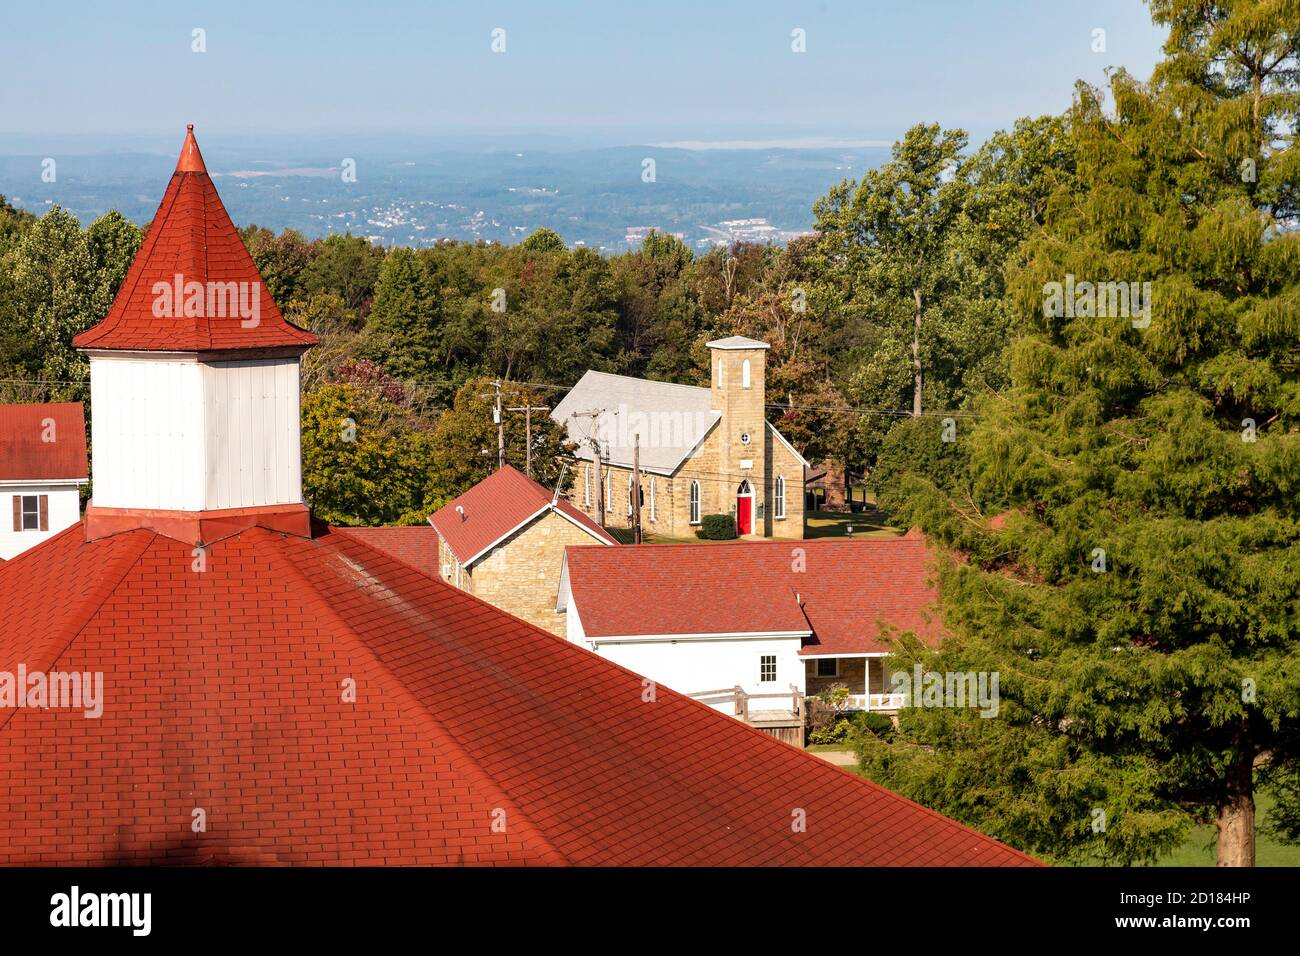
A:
632 433 642 544
597 442 607 527
494 380 505 470
507 403 550 479
481 379 505 470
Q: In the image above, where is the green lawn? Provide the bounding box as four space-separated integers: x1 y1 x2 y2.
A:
835 752 1299 866
1151 791 1300 867
605 507 905 545
806 508 902 539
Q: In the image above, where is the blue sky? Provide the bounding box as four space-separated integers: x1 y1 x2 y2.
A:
1 0 1168 145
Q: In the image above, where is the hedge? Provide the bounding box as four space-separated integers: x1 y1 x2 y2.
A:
696 513 737 540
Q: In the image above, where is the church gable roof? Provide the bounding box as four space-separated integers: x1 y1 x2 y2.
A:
551 371 721 475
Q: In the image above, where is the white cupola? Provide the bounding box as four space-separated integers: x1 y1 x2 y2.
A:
74 126 317 543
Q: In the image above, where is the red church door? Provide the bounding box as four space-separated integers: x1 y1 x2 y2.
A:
736 481 753 535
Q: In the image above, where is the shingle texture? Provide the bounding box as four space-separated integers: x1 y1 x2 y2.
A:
72 127 317 353
564 533 943 655
429 465 615 565
0 403 87 480
0 522 1034 866
335 525 440 578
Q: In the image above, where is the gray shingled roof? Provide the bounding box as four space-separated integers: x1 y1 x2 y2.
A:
551 371 720 475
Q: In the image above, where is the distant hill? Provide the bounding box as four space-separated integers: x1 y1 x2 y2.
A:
0 142 890 252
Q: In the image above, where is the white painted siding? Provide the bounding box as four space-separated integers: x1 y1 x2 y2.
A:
90 354 302 512
565 597 586 645
0 483 82 560
568 615 806 716
90 356 206 510
202 359 302 509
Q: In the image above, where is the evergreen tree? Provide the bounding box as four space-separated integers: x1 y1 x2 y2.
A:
873 3 1300 866
361 247 440 383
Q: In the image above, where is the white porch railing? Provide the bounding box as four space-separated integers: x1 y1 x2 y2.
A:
686 684 804 723
844 692 908 712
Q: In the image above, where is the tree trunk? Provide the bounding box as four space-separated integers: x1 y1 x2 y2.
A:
1216 747 1255 867
911 287 923 417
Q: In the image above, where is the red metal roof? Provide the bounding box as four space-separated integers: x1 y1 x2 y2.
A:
0 403 88 481
72 127 317 353
0 522 1034 866
430 465 616 565
564 533 944 655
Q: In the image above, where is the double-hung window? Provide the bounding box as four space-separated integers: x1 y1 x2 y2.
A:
12 494 46 532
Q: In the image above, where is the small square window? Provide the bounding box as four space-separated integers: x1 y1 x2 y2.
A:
815 658 838 678
20 495 39 531
759 655 777 683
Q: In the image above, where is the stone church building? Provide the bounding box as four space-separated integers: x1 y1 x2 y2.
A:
552 337 808 540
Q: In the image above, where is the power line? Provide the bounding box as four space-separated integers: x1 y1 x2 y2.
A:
0 374 982 422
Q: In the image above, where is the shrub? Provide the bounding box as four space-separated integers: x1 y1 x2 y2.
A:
696 513 737 540
851 711 896 740
806 683 853 744
808 718 854 745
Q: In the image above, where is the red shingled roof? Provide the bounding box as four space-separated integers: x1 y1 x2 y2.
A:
335 525 440 578
430 465 616 565
72 127 316 353
0 521 1033 866
564 533 943 655
0 403 88 481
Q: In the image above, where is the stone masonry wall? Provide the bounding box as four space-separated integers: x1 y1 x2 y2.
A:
466 509 606 636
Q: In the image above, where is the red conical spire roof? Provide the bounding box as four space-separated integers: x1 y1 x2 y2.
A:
74 126 317 353
175 123 207 173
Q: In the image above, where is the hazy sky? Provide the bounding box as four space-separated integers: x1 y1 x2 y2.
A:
1 0 1168 145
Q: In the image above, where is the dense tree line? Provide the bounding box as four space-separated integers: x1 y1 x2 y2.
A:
860 0 1300 867
0 122 1059 518
0 0 1293 867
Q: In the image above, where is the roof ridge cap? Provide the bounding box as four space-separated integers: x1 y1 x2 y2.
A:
285 530 570 863
581 370 709 392
0 526 155 736
200 172 212 349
